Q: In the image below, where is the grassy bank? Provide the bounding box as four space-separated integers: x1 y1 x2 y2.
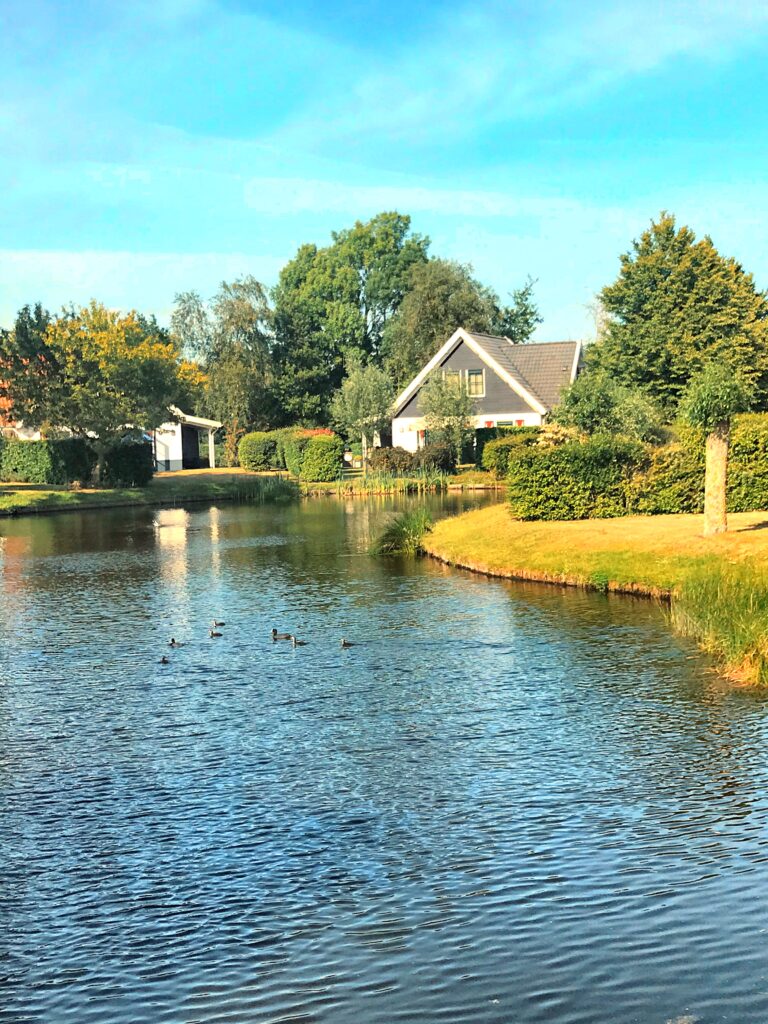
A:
424 504 768 685
0 471 297 517
301 468 502 496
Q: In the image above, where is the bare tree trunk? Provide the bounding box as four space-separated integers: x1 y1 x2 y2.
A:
703 420 729 536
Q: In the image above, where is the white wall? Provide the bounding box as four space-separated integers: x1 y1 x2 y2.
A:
392 411 543 452
154 423 184 471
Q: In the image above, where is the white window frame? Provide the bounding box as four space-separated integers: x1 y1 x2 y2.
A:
466 368 485 398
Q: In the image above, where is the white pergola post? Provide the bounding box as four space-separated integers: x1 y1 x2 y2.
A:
208 429 216 469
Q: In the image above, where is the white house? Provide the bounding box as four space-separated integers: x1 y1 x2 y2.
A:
153 406 222 472
392 328 581 452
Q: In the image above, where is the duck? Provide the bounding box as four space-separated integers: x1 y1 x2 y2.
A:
290 635 308 647
340 638 355 648
168 638 183 648
159 655 170 665
212 618 226 628
271 628 292 641
209 628 223 638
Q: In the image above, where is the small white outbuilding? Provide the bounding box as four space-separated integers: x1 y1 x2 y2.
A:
152 407 223 472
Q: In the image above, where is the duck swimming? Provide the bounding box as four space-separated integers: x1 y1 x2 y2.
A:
209 628 223 638
168 638 183 648
290 635 307 647
159 655 170 665
212 619 226 628
340 638 355 648
271 628 292 641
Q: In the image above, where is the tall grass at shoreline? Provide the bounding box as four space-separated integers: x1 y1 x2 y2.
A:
672 562 768 685
304 471 450 496
371 508 433 555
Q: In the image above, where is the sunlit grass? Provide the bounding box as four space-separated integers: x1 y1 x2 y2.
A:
425 504 768 684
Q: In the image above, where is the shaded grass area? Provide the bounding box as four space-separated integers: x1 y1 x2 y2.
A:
0 472 298 516
424 504 768 685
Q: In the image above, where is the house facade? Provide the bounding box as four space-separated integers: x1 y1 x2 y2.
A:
392 329 581 452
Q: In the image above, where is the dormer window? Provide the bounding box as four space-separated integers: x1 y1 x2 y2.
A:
466 369 485 397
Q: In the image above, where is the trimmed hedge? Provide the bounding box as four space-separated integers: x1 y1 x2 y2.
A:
508 437 644 520
412 443 456 473
0 438 95 485
300 434 345 482
482 428 541 477
368 446 415 475
506 415 768 521
102 442 154 487
238 431 277 471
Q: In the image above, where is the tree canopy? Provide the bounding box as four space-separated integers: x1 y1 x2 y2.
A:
553 369 664 442
329 355 394 451
591 212 768 409
271 212 429 422
382 260 542 389
421 372 474 462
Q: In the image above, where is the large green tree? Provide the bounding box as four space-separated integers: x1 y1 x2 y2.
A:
171 276 274 442
382 260 542 389
553 369 664 442
0 304 55 426
271 212 429 423
421 372 474 464
592 212 768 409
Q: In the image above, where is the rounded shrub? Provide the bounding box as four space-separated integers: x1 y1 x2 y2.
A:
238 431 278 471
368 446 415 475
481 428 541 477
300 433 344 482
412 443 456 473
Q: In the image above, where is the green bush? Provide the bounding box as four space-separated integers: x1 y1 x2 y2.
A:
411 443 456 473
0 438 95 484
729 414 768 512
102 442 154 487
238 431 278 471
508 436 644 520
626 436 704 514
368 446 415 475
482 428 541 477
300 433 344 481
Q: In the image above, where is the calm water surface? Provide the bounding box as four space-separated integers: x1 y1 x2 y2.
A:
2 495 768 1024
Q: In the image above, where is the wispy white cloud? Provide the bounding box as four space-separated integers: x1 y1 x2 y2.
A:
276 0 768 147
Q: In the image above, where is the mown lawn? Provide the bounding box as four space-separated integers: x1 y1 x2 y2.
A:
424 504 768 684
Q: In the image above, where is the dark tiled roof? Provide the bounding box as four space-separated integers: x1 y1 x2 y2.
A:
467 334 579 410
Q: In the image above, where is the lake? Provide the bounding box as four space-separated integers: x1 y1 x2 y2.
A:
2 495 768 1024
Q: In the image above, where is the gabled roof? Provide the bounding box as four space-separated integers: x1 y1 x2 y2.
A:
392 329 581 417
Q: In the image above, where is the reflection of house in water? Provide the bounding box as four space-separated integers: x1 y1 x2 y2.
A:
152 406 222 472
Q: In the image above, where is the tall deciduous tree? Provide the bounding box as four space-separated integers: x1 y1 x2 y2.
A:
593 212 768 409
553 369 664 442
5 301 203 481
382 260 542 389
329 356 394 471
0 303 55 427
271 212 429 423
680 362 753 536
421 373 474 464
171 276 274 443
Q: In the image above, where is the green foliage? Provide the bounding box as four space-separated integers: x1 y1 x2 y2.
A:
592 212 768 409
102 442 154 487
554 369 664 441
0 303 55 424
271 212 429 422
299 433 345 482
421 372 474 463
729 414 768 512
367 446 415 475
371 508 433 556
238 430 278 471
625 436 704 514
679 361 754 431
282 430 314 476
508 437 644 520
171 277 274 432
381 260 541 388
481 428 541 477
329 355 394 446
0 438 95 484
411 443 456 473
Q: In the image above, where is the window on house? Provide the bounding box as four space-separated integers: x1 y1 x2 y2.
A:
466 369 485 397
443 369 461 389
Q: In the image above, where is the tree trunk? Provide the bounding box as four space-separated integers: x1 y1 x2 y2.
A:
703 420 729 536
361 433 368 477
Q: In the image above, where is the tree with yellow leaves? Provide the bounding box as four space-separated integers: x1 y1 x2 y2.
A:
1 301 205 482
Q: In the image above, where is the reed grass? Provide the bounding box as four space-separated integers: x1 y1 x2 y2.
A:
371 507 434 555
303 471 450 496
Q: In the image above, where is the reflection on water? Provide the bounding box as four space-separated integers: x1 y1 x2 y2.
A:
2 495 768 1024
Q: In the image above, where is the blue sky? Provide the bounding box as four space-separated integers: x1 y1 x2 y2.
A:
2 0 768 339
